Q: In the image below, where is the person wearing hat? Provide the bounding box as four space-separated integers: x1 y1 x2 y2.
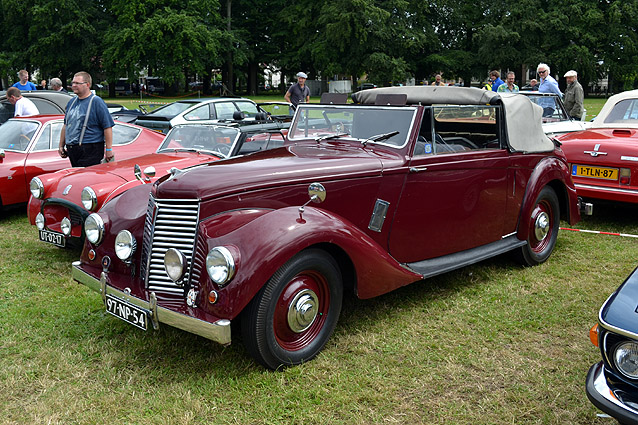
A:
563 70 584 120
284 72 310 108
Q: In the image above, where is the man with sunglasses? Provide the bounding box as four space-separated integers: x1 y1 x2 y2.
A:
58 71 114 166
536 63 562 117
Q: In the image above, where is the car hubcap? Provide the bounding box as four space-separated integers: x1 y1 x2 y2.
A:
287 289 319 333
534 212 550 241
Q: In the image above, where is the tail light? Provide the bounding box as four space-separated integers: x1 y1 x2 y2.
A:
620 168 631 185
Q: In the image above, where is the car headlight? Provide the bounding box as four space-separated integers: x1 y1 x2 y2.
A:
115 230 136 261
614 341 638 379
61 217 72 236
206 247 235 286
81 187 98 211
30 177 44 199
84 213 104 245
164 248 186 284
35 212 45 230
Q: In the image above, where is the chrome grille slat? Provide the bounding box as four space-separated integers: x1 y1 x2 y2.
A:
141 197 199 293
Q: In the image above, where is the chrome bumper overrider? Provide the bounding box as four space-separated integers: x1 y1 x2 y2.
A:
71 261 231 345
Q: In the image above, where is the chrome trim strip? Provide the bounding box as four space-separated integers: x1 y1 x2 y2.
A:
598 292 638 341
591 362 638 415
575 183 638 195
501 231 517 239
72 261 231 345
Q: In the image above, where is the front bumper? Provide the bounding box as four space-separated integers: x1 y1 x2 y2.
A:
586 362 638 425
72 261 231 345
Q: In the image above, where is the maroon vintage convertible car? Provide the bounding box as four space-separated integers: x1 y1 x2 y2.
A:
71 86 582 369
560 89 638 204
0 115 164 210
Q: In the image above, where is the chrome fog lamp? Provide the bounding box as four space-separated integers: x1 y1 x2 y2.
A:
84 213 105 245
614 341 638 379
61 217 72 236
35 213 45 230
30 177 44 199
206 247 235 286
115 230 136 261
81 187 98 211
164 248 186 284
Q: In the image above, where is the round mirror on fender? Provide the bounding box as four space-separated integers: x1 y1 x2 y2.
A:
143 166 156 181
308 182 326 203
133 164 142 181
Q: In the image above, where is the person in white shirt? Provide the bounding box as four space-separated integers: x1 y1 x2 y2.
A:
6 87 40 117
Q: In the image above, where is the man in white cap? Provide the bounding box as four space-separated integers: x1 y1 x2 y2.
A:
284 72 310 108
563 70 584 120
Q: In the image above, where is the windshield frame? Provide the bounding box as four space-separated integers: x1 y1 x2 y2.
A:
288 104 419 149
156 124 242 158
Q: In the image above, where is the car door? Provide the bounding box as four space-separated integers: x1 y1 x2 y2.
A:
23 121 70 197
388 105 509 263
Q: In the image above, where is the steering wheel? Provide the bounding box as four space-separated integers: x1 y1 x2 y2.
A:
212 143 231 156
455 137 479 150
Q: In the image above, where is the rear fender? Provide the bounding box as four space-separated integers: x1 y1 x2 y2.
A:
517 156 579 241
197 206 421 319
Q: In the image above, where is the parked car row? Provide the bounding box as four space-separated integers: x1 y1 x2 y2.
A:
5 84 638 425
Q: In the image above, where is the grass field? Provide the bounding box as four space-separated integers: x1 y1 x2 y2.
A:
1 94 633 424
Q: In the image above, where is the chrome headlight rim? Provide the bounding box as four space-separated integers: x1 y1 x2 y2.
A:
614 341 638 379
61 217 72 236
30 177 44 199
164 248 186 284
81 186 98 211
35 212 45 230
114 230 136 261
84 213 105 245
206 246 236 287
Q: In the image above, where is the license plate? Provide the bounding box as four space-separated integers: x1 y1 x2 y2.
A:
105 294 148 331
572 164 619 180
39 229 65 247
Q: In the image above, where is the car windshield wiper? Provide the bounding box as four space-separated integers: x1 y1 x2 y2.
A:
361 131 399 147
314 132 350 142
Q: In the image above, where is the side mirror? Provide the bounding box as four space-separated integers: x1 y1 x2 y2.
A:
308 182 326 203
0 148 5 160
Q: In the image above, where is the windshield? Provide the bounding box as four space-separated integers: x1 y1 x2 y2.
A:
603 99 638 124
520 94 568 122
0 119 39 151
158 125 241 158
148 101 197 117
289 105 417 147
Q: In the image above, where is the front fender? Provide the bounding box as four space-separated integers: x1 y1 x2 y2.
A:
516 155 579 241
197 206 422 319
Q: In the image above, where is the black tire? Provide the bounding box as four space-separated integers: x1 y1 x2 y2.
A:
516 186 560 266
241 249 343 369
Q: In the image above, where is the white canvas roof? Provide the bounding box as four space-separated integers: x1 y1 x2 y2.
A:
353 86 554 153
590 89 638 129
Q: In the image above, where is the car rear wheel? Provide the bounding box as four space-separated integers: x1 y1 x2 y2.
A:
241 249 343 369
517 186 560 266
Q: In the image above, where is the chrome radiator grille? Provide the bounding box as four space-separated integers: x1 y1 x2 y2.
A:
141 196 200 294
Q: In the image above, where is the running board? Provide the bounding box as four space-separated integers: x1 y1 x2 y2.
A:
405 235 527 279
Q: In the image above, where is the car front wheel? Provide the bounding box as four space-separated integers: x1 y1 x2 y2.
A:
517 186 560 266
241 249 343 369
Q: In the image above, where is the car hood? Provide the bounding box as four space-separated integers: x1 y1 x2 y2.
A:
559 128 638 163
155 143 387 201
43 152 222 200
600 266 638 335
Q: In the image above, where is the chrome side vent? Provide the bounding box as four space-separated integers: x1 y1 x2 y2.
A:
142 197 199 294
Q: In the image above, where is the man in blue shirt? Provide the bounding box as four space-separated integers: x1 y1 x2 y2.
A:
58 71 114 167
536 63 563 117
490 70 504 92
12 70 37 91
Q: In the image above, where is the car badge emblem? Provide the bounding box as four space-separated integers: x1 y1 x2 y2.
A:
584 143 607 157
63 184 72 195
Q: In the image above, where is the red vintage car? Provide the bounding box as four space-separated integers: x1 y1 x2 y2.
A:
560 89 638 204
28 122 288 247
71 87 582 369
0 115 164 210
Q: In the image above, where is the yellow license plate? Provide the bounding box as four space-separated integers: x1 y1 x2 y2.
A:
572 165 618 180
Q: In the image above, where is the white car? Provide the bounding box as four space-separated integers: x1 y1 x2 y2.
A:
519 92 587 137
